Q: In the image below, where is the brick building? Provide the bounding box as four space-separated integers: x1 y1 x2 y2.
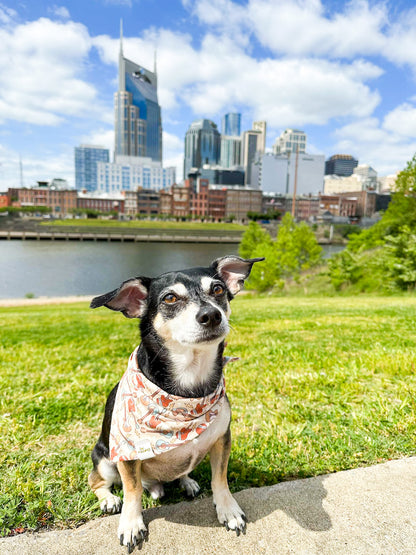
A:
0 193 8 208
187 178 209 218
137 189 160 216
159 185 191 218
208 188 227 221
225 188 262 221
77 192 125 214
7 186 77 217
185 178 227 221
124 190 138 217
337 191 376 218
295 196 320 221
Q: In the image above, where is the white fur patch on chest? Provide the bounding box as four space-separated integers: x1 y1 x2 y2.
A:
168 343 219 391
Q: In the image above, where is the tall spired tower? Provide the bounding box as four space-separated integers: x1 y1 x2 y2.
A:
114 21 162 162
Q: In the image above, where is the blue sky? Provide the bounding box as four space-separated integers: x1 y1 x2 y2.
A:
1 0 416 189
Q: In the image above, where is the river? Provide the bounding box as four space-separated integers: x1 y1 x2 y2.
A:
0 241 238 299
0 240 343 299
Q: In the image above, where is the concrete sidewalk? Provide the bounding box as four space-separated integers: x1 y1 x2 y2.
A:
2 457 416 555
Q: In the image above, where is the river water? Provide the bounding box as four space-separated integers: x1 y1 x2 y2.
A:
0 241 238 299
0 240 343 299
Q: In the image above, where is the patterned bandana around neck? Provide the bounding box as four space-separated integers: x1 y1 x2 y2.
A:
109 346 227 462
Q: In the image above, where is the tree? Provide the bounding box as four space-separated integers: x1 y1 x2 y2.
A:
239 221 272 259
348 154 416 253
239 214 322 291
384 226 416 290
274 213 322 278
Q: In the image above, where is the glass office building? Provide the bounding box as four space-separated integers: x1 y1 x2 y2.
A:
325 154 358 176
220 136 242 168
115 31 162 162
221 113 241 137
75 145 110 191
97 156 175 193
184 119 221 178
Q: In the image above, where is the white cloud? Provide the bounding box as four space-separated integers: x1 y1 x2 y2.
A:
334 117 416 175
163 131 183 181
383 102 416 138
0 3 17 25
103 0 133 6
49 6 71 19
93 30 382 128
81 128 114 152
0 17 98 126
0 143 74 189
187 0 416 73
247 0 387 59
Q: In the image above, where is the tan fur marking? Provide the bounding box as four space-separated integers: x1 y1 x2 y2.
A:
153 312 172 340
117 459 143 501
88 468 106 494
210 428 231 490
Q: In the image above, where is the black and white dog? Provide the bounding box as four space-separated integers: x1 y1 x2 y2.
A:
88 255 264 552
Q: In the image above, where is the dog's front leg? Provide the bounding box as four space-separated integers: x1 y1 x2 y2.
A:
210 427 247 535
117 460 148 552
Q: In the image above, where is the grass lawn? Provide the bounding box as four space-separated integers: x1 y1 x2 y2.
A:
1 295 416 536
41 220 246 232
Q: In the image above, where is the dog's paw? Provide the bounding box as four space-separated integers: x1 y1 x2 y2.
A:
180 476 200 498
100 493 122 514
215 495 247 536
118 515 148 553
147 482 165 500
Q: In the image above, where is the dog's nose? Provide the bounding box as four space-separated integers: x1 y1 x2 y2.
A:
196 306 222 328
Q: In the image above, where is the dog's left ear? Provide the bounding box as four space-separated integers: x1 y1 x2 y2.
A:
90 277 151 318
211 256 265 295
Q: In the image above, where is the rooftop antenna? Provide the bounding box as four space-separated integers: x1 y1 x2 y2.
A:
118 19 125 91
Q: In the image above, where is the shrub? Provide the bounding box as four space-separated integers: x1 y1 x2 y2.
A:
239 214 322 291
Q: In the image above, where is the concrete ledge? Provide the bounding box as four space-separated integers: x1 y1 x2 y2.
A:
2 457 416 554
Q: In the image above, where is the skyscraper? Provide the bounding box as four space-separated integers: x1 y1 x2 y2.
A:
114 22 162 162
75 145 110 191
273 129 306 155
222 113 241 137
220 136 242 168
242 130 261 186
325 154 358 176
184 119 221 178
252 121 267 153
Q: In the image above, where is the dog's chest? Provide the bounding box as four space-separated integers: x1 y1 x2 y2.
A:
141 398 231 482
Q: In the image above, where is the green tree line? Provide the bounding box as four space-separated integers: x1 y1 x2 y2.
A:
328 154 416 292
239 212 322 291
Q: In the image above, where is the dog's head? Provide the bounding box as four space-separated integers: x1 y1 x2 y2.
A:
90 255 264 348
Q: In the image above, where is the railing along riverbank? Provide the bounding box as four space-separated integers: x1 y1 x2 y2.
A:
0 229 242 243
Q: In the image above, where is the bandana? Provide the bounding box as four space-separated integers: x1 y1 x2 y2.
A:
109 347 227 462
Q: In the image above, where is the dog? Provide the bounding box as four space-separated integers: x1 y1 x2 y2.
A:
88 255 264 552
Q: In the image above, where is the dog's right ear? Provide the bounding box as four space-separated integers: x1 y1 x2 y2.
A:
90 277 151 318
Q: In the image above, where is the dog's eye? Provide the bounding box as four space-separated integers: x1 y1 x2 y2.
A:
212 284 224 296
163 293 178 304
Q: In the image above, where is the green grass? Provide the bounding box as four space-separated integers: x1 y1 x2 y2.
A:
41 220 246 232
1 295 416 536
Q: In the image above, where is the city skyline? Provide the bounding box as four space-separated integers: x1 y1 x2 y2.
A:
0 0 416 189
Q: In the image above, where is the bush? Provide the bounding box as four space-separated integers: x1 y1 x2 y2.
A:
384 227 416 290
239 214 322 291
